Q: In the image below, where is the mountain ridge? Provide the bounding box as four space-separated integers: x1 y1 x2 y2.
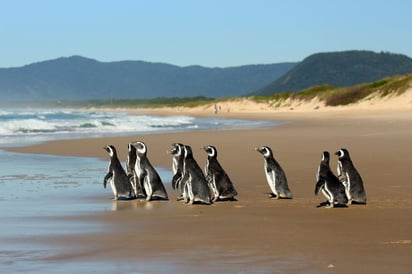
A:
3 50 412 101
0 56 296 100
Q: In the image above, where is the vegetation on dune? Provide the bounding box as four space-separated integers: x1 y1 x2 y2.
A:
324 74 412 106
38 96 216 109
251 84 335 103
87 96 215 108
249 74 412 107
6 74 411 109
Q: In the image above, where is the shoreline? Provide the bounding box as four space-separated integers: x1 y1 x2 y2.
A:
3 106 412 273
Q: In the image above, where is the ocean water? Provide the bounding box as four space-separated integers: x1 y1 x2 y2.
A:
0 108 278 146
0 108 295 273
0 149 174 273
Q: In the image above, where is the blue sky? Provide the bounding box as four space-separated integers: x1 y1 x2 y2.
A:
1 0 411 68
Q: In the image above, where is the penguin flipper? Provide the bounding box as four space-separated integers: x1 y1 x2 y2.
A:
314 178 325 196
172 172 181 189
127 173 134 181
205 174 213 183
138 170 147 189
103 171 113 188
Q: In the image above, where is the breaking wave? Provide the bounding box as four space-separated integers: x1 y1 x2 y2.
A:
0 109 279 146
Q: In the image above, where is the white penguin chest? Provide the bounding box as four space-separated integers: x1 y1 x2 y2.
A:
135 157 144 177
337 161 343 176
264 162 277 192
172 158 178 174
109 171 117 195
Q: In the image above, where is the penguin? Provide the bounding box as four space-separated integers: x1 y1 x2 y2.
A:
167 143 185 199
256 146 293 199
103 145 135 200
181 145 212 205
126 143 145 198
131 141 168 201
335 148 367 204
202 145 238 201
315 151 349 208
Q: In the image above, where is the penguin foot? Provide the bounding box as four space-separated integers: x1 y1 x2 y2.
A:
217 197 238 202
136 193 147 199
316 201 331 208
150 196 169 201
351 200 367 205
113 196 136 201
268 193 279 199
333 203 349 208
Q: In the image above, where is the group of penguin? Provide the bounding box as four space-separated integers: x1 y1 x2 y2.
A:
103 142 238 205
315 149 367 207
103 141 367 208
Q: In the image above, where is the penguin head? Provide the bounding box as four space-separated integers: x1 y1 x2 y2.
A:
183 145 194 159
255 146 273 158
202 145 217 158
132 141 147 155
168 143 184 157
128 143 137 156
335 148 350 159
104 145 117 158
321 151 330 162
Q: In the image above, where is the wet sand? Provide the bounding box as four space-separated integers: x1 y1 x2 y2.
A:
6 108 412 273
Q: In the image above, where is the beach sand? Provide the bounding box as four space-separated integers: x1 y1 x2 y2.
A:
6 103 412 273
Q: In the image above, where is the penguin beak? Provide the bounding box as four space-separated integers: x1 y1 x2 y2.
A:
334 151 339 155
167 145 176 155
130 142 139 149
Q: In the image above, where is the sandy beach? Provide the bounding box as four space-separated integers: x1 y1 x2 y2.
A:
5 96 412 273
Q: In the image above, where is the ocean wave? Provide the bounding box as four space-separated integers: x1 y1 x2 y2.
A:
0 110 201 145
0 109 278 146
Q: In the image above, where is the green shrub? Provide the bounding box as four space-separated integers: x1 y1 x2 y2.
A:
325 86 372 106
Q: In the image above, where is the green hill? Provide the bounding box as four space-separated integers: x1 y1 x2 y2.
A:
254 50 412 96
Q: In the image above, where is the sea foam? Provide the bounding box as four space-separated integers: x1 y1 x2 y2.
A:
0 108 279 146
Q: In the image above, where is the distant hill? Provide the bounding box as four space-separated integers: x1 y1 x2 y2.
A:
0 56 296 101
253 50 412 96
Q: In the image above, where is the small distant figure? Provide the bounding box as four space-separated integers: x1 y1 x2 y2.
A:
214 104 219 115
335 148 367 204
103 145 135 200
315 151 349 208
202 145 238 201
256 146 293 199
130 141 168 201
